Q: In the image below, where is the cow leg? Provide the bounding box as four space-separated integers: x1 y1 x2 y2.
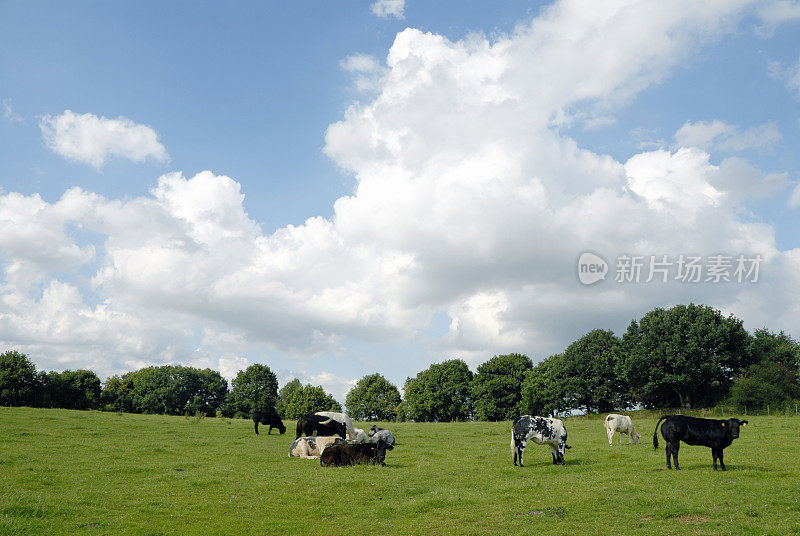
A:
558 442 566 466
607 428 614 446
268 425 273 435
671 442 680 470
717 448 726 471
665 442 672 469
550 445 558 465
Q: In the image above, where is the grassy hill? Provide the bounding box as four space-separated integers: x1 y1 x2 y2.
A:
1 407 798 535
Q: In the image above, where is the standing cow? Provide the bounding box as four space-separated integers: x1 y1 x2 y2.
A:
511 415 571 467
251 408 286 435
315 412 356 440
604 414 641 445
296 413 347 439
653 415 748 471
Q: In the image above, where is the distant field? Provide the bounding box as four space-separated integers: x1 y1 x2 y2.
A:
1 408 799 535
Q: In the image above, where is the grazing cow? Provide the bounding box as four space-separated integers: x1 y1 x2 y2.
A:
604 414 641 446
320 439 389 467
367 425 395 450
653 415 748 471
288 436 344 459
296 413 347 439
315 412 356 440
251 408 286 435
511 415 571 467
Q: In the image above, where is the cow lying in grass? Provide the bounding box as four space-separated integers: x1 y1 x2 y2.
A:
320 439 389 467
367 425 395 450
347 427 368 444
654 415 748 471
251 408 286 435
604 414 641 445
288 436 344 459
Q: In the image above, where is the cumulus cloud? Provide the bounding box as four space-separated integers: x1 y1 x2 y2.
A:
40 110 169 168
3 0 800 388
371 0 405 20
673 120 782 153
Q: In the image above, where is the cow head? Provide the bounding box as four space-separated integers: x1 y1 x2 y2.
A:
723 418 747 439
632 430 641 444
372 440 388 465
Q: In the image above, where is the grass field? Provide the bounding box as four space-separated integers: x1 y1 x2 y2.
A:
1 407 799 535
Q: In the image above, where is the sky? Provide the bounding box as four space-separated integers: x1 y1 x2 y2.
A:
2 0 800 405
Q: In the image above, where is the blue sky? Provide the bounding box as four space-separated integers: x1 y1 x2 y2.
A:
2 1 800 404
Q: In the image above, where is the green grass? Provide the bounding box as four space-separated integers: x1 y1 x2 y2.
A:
1 407 799 535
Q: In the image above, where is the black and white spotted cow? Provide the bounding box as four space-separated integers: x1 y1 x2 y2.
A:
511 415 571 467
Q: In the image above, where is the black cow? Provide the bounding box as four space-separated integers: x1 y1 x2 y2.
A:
320 439 389 467
653 415 748 471
296 413 347 439
251 408 286 435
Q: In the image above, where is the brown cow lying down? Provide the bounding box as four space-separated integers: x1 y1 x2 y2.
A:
320 439 389 467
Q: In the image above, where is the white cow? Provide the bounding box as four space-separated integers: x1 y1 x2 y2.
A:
346 427 368 444
288 436 344 459
604 414 641 445
315 411 356 440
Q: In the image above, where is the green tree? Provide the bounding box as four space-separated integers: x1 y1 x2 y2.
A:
729 360 800 410
281 383 341 419
277 378 302 418
619 304 750 408
37 369 102 410
747 329 800 372
519 357 564 417
345 373 401 421
551 329 627 414
0 350 39 407
471 353 532 421
100 365 228 416
728 329 800 411
402 359 473 422
224 364 278 418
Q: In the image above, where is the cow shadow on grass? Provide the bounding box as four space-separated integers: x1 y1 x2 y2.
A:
652 463 760 472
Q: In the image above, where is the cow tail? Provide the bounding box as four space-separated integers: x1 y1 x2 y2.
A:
653 415 668 450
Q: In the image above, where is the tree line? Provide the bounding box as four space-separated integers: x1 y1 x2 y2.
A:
2 304 798 420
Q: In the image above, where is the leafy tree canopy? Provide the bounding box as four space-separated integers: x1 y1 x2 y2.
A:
620 304 750 409
280 383 341 419
0 350 39 407
471 353 532 421
402 359 473 422
225 364 278 418
345 373 401 421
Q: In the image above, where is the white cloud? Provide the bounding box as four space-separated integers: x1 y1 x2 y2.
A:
674 120 782 153
371 0 405 20
789 182 800 208
4 0 800 386
757 1 800 35
340 54 387 92
40 110 169 168
2 98 24 123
